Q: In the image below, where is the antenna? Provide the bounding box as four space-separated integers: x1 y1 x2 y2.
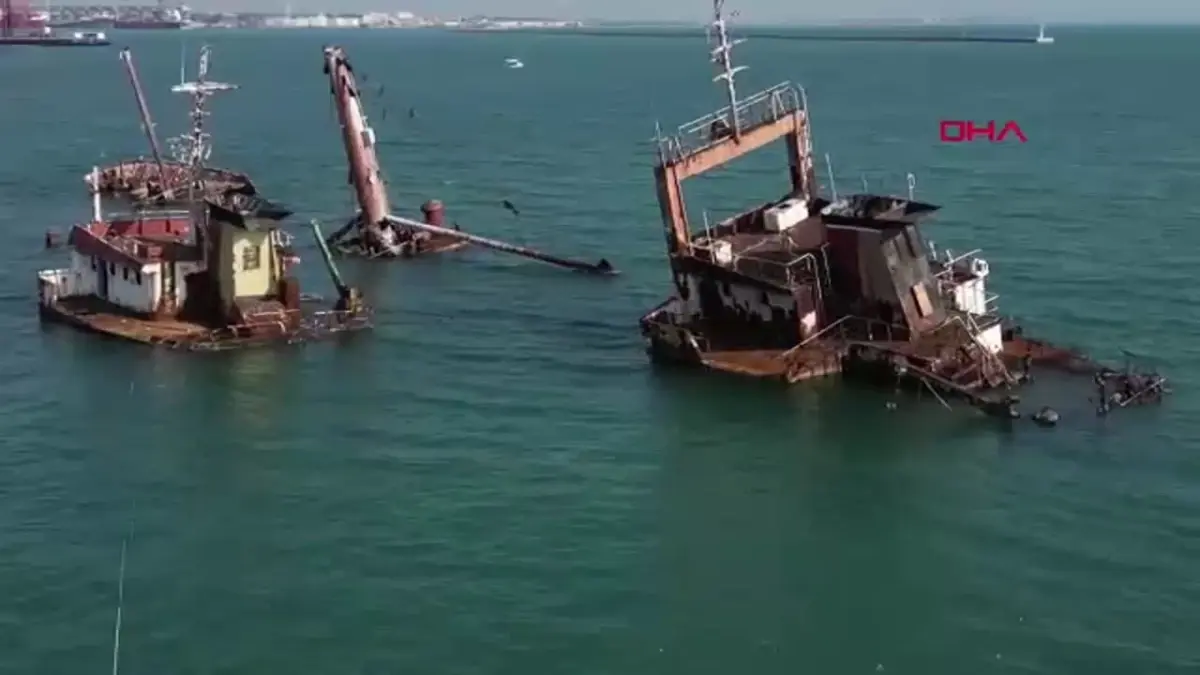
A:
170 45 236 171
906 172 916 200
825 153 838 201
709 0 747 138
110 537 128 675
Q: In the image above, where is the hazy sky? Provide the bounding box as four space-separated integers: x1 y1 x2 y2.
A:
96 0 1200 23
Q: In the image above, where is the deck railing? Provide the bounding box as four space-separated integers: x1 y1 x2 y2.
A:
780 315 910 362
690 236 820 289
655 82 805 165
151 308 373 350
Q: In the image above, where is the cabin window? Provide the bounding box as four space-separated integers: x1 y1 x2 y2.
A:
122 267 129 281
109 262 116 275
910 283 933 317
90 257 97 270
242 244 262 271
135 271 142 285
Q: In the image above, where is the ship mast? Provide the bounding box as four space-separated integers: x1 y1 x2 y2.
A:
182 46 214 168
173 46 232 227
118 49 168 186
709 0 747 139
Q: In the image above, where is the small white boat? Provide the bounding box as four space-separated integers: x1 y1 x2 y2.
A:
1035 24 1054 44
73 31 108 43
504 57 524 69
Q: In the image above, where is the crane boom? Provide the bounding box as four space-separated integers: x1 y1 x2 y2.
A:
323 46 391 236
118 49 169 188
386 215 615 275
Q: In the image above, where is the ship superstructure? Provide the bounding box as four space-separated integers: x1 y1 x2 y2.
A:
639 0 1165 422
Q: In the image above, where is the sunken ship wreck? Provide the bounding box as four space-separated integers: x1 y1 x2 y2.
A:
38 47 370 350
640 1 1167 422
319 45 615 275
88 47 286 219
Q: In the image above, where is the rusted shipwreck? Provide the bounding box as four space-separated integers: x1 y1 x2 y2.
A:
320 45 615 275
89 46 280 216
639 1 1167 422
37 51 370 351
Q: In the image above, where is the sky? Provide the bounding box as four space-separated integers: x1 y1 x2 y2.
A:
79 1 1200 24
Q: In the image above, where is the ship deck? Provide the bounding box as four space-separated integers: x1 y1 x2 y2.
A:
699 343 846 382
44 296 211 344
700 349 791 377
41 295 372 350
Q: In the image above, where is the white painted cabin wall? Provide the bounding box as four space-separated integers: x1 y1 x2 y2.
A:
952 277 988 315
976 323 1003 355
69 251 98 296
101 260 161 313
62 251 163 313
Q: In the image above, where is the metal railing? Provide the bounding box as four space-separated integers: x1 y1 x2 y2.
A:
37 269 73 306
150 308 373 351
103 207 193 220
655 82 805 165
272 229 295 249
985 293 1000 314
930 248 983 278
780 315 909 362
944 313 1017 386
690 237 820 289
930 248 1004 316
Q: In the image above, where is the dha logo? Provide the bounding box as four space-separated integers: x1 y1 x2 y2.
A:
939 120 1028 143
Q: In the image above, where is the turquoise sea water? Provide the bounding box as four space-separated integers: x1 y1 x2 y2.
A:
0 25 1197 674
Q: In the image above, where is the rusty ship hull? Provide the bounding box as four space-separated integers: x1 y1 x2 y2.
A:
638 1 1167 423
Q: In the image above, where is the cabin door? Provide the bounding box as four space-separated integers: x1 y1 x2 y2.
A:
97 262 109 299
793 284 818 340
163 263 176 308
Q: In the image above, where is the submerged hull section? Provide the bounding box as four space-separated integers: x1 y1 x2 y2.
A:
39 294 370 350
